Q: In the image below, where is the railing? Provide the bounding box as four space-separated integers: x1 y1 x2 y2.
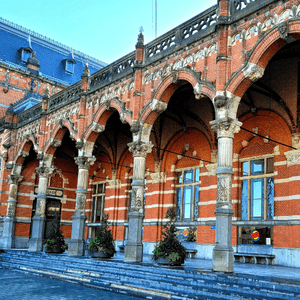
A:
145 5 218 63
90 52 135 91
18 103 42 127
48 82 82 112
230 0 275 21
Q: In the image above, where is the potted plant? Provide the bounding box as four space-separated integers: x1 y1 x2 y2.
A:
88 213 116 258
152 208 187 266
43 212 67 254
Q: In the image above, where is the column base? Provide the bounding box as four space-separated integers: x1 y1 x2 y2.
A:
213 246 234 273
67 239 85 256
0 218 15 249
124 244 143 262
28 216 45 252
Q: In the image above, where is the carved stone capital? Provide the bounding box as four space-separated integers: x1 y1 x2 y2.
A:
128 141 153 158
50 139 62 148
8 174 23 185
243 62 264 82
74 156 96 170
36 166 55 178
91 122 105 133
150 99 167 113
285 149 300 167
210 118 242 139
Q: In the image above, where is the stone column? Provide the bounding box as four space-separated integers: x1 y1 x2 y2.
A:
0 174 23 248
124 141 152 262
68 156 95 256
210 117 242 272
28 166 54 252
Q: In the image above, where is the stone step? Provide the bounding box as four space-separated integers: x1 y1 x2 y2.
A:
1 250 300 300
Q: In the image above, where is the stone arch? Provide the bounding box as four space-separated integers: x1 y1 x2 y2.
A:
43 126 69 156
14 139 34 165
225 20 300 120
140 69 216 136
83 98 132 147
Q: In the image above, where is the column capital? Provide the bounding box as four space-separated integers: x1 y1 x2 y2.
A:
36 166 54 178
128 141 153 158
74 155 96 170
8 174 23 185
210 117 242 139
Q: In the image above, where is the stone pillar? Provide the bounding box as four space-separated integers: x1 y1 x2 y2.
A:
0 174 23 248
28 165 54 252
68 156 95 256
210 117 242 272
124 141 152 262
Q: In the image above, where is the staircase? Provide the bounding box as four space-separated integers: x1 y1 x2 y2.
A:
1 250 300 300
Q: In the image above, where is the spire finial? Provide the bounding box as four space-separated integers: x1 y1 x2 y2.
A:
136 27 144 49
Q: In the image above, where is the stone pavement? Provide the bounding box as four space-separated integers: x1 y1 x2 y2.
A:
0 268 143 300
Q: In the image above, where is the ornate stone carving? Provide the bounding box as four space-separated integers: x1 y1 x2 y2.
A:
217 176 232 208
285 149 300 167
74 156 96 170
241 140 249 147
16 122 40 140
214 94 227 108
171 71 179 84
46 105 79 127
210 118 242 139
193 83 203 100
150 99 167 113
128 141 153 158
74 194 86 215
91 122 105 133
292 133 300 149
206 163 217 177
50 139 62 148
8 174 23 185
131 187 143 211
242 62 264 82
279 21 289 40
36 166 54 178
6 199 17 217
150 172 167 183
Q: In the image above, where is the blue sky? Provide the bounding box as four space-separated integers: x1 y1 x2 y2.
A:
1 0 217 64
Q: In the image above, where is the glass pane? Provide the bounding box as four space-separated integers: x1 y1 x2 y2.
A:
183 186 192 220
98 184 103 194
267 157 274 174
242 162 249 176
195 169 200 182
194 185 199 220
93 185 97 194
251 159 264 175
176 188 181 221
251 179 264 220
241 180 248 220
184 170 193 183
267 177 274 220
178 173 182 184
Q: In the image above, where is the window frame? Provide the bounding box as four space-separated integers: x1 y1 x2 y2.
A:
91 182 106 223
240 155 274 221
175 167 200 222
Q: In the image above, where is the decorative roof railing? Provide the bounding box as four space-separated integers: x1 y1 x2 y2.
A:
0 0 279 132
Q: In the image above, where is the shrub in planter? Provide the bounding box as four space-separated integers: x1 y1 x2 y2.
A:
88 213 116 258
43 213 67 253
152 208 186 265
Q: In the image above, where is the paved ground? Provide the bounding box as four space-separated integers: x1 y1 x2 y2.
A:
0 268 143 300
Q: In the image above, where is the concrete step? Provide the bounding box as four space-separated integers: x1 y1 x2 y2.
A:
1 250 300 300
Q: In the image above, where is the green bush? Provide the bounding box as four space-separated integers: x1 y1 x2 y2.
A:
88 213 116 257
43 212 67 252
152 208 186 265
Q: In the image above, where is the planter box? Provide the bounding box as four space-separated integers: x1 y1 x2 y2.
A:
44 248 65 254
155 257 183 266
90 251 113 259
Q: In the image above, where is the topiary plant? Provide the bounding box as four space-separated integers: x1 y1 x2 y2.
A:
152 208 186 265
88 213 116 258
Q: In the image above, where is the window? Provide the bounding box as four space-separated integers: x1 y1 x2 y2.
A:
92 182 106 222
65 60 75 74
241 157 274 221
176 169 200 221
18 47 33 63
